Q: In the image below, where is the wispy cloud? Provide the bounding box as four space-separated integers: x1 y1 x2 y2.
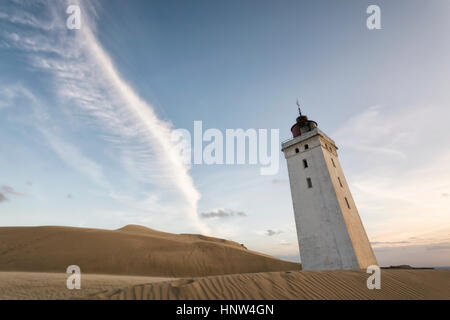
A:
0 185 23 203
266 229 283 236
333 103 450 255
0 84 31 109
2 0 208 233
0 5 55 31
1 185 23 196
0 83 109 190
40 125 108 187
0 193 8 202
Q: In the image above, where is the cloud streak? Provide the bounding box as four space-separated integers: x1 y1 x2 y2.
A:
1 185 23 196
266 229 283 236
0 185 23 203
0 193 8 202
2 0 208 233
332 103 450 255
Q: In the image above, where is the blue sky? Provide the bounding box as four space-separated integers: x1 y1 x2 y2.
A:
1 0 450 267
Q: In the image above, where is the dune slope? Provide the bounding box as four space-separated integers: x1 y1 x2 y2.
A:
0 225 300 277
92 269 450 300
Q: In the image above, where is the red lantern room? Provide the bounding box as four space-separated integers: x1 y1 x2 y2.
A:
291 101 317 138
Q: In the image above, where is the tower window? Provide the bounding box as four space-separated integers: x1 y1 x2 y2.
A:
304 144 309 150
344 197 351 209
331 158 336 168
338 177 343 187
303 159 308 168
306 178 313 188
295 148 299 154
325 143 328 150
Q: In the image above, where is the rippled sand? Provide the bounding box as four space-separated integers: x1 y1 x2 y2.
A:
93 269 450 300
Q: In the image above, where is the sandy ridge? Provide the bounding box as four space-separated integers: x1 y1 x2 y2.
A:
0 225 300 277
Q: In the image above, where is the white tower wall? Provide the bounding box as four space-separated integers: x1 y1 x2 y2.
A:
282 127 377 270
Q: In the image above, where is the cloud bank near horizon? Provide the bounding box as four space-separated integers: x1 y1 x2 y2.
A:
332 104 450 252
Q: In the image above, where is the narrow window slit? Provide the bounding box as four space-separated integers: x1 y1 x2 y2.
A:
345 197 351 209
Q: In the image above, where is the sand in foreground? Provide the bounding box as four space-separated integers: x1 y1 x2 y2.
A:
92 269 450 300
0 272 174 300
2 270 449 300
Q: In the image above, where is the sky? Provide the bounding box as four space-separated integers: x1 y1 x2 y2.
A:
1 0 450 267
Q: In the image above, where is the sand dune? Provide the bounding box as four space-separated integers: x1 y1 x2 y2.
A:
0 225 300 277
3 225 447 300
92 269 450 300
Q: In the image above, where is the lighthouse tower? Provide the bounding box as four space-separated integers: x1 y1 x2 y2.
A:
282 105 377 270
